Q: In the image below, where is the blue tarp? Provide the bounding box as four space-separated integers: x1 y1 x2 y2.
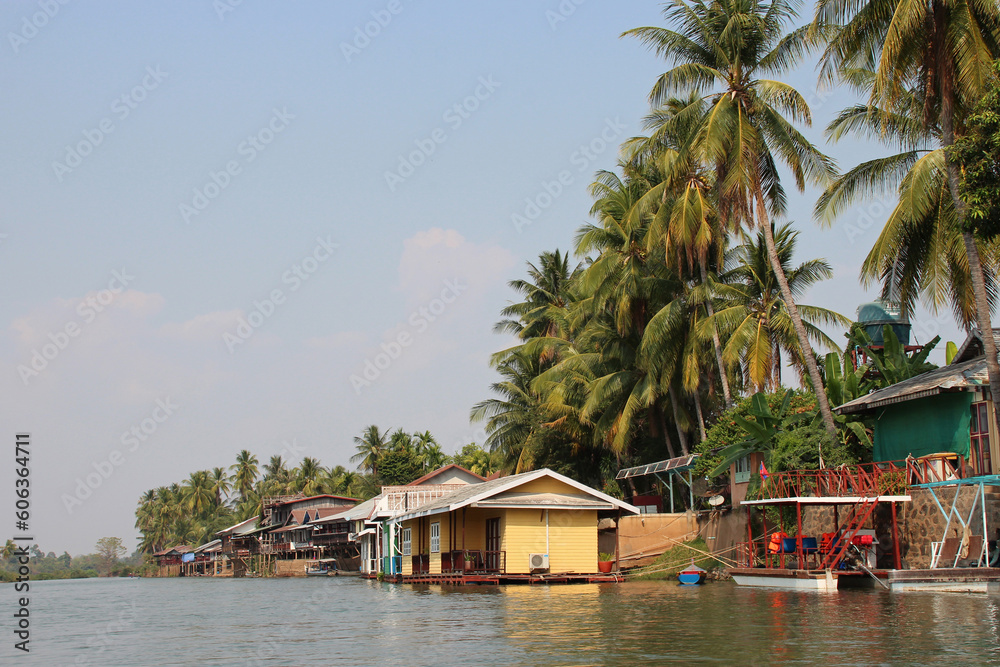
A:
181 553 195 563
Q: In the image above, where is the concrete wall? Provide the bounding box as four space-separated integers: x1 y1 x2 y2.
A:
618 512 698 565
274 559 316 577
892 486 1000 569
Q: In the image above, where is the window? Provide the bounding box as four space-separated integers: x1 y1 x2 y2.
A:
401 527 411 556
430 522 440 553
734 456 752 484
971 402 992 475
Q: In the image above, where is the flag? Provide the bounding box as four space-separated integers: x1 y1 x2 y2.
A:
759 461 769 480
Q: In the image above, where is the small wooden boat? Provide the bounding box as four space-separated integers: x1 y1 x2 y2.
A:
678 560 707 585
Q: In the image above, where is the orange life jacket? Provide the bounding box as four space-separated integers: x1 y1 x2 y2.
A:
768 532 788 554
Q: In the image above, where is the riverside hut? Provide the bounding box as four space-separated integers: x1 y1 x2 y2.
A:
387 468 638 583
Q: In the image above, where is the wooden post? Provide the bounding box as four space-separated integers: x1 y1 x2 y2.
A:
614 509 621 568
796 501 804 570
891 501 902 570
747 506 753 567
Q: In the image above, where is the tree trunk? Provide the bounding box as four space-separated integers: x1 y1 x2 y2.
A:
941 99 1000 464
700 261 733 407
756 195 838 437
668 384 690 455
693 391 707 441
649 404 677 459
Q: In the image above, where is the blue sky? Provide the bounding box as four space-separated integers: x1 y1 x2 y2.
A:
1 1 965 555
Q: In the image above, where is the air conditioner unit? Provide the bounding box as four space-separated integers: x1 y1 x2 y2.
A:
529 553 549 571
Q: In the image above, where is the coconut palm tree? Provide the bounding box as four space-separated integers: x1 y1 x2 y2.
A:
624 94 735 407
815 0 1000 426
296 457 325 496
351 425 389 480
229 450 259 503
471 349 550 473
413 431 447 471
816 74 1000 327
263 455 289 482
184 470 216 516
209 467 231 507
624 0 839 433
709 222 849 390
495 250 579 344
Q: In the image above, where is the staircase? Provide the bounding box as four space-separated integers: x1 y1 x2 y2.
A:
818 499 878 570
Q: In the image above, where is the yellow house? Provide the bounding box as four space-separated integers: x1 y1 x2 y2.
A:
391 469 638 577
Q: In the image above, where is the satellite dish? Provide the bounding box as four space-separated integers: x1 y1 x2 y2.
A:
708 495 725 507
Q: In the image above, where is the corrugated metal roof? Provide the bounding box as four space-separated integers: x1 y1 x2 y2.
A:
836 356 986 414
952 328 1000 364
307 506 356 525
393 468 638 521
474 491 613 510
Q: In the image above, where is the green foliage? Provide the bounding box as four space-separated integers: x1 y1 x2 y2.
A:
135 426 444 554
631 537 717 580
696 388 868 480
0 543 146 581
378 446 424 486
954 62 1000 239
449 442 501 478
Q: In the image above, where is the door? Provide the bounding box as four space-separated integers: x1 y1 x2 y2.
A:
485 518 501 572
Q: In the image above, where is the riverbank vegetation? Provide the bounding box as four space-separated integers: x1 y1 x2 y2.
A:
135 1 1000 557
1 539 142 581
135 430 499 554
470 0 1000 495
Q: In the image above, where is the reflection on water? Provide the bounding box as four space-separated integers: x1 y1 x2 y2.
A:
17 576 1000 666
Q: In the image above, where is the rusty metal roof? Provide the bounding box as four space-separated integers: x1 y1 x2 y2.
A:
836 356 987 414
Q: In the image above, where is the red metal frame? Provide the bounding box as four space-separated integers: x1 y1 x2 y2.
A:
734 456 963 572
749 455 966 502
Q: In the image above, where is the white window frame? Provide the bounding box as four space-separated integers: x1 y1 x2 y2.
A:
401 527 412 556
430 522 440 553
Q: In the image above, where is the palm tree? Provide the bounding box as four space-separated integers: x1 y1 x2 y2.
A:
709 222 849 390
296 457 325 496
624 94 735 407
351 425 389 479
263 455 289 482
624 0 840 433
210 467 231 507
495 250 579 346
816 74 1000 327
229 450 259 503
413 431 447 471
184 470 216 516
471 349 548 473
815 0 1000 426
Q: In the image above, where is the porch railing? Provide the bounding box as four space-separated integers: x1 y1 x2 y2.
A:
752 455 966 501
440 549 506 574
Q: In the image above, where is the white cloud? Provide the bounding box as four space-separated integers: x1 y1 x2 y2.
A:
397 227 515 306
160 309 242 341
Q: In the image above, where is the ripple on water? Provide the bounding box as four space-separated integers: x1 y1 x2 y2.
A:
15 576 1000 666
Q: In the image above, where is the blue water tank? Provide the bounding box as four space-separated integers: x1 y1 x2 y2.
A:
857 301 911 346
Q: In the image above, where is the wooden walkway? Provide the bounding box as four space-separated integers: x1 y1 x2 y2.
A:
369 572 625 585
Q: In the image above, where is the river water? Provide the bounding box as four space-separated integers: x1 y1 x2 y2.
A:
11 576 1000 666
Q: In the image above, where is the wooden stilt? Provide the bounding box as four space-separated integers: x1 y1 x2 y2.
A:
891 501 902 570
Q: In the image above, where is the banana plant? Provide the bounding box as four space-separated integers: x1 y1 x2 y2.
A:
709 390 793 476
